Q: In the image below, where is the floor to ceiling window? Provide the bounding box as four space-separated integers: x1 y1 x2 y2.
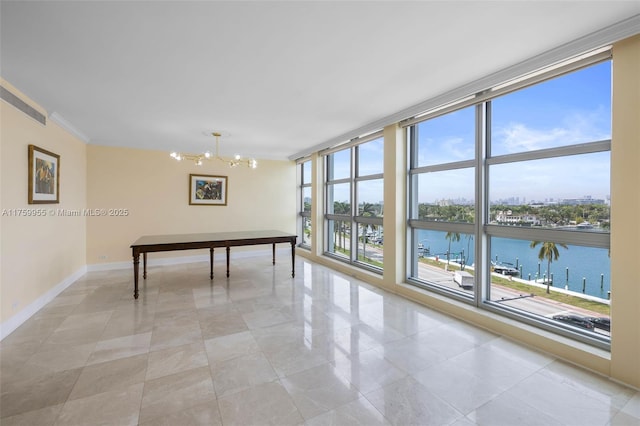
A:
407 53 612 346
298 159 312 248
325 133 384 272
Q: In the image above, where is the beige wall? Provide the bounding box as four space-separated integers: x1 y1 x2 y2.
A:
610 34 640 389
86 144 296 265
1 79 87 325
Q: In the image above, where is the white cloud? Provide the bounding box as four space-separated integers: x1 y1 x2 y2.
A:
494 108 610 154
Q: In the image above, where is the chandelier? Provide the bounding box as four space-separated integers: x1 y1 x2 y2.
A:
170 132 257 168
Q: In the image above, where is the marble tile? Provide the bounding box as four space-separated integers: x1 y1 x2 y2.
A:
620 392 640 419
0 403 63 426
412 359 506 415
539 359 636 409
55 311 113 332
365 376 463 426
263 338 334 378
449 344 542 391
100 306 156 340
328 324 386 355
42 326 105 348
138 400 223 426
251 322 309 353
466 390 563 426
217 381 304 426
0 368 82 418
149 322 203 352
54 383 144 426
20 342 96 375
508 372 619 425
146 342 209 381
86 332 152 365
2 260 638 426
378 336 448 374
68 353 148 400
609 409 640 426
139 366 216 424
210 352 278 397
241 306 296 329
305 397 390 426
332 348 408 394
204 330 260 363
281 363 361 419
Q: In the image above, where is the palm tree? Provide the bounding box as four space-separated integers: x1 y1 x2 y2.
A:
359 202 377 260
463 234 473 270
333 201 350 250
530 241 568 293
445 232 461 266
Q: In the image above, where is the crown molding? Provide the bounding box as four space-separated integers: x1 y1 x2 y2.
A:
49 112 90 143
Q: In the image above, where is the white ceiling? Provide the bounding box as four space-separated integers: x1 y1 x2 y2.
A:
2 1 639 161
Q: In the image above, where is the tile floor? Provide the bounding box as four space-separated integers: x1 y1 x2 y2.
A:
1 257 638 425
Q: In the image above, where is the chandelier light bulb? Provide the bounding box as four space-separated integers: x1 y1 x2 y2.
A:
169 132 257 168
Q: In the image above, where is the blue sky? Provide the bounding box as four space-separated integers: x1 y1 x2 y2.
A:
323 60 611 206
416 60 612 203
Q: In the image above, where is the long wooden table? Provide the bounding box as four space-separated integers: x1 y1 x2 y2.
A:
130 230 297 299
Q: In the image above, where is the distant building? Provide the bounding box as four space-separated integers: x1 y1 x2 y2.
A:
495 210 540 225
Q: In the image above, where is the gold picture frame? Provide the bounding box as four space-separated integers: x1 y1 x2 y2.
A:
189 174 227 206
28 144 60 204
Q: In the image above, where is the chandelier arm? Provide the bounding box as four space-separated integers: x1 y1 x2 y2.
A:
169 132 257 168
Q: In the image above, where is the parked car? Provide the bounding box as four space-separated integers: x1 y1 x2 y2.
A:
586 316 611 332
491 261 520 276
552 314 595 330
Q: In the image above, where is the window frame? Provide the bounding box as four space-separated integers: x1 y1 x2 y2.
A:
406 53 612 349
324 132 385 272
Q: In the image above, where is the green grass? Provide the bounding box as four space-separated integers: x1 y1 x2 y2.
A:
333 245 383 268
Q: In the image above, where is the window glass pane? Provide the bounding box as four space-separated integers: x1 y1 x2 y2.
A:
357 179 383 216
327 149 351 181
415 106 475 167
327 183 350 215
488 237 610 337
302 217 312 246
327 219 350 259
302 187 311 213
491 61 611 156
412 229 475 296
489 152 610 231
414 168 475 223
357 137 384 176
302 161 312 184
356 223 383 269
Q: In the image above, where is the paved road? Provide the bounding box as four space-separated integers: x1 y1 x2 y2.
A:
352 240 610 337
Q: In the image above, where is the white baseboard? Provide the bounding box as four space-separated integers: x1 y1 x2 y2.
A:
1 266 87 341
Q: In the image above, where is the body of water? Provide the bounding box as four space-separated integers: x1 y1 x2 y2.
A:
416 229 610 299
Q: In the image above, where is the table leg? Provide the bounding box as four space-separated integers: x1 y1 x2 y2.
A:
210 248 214 279
291 241 296 278
272 243 276 265
226 246 230 277
133 252 140 299
143 252 147 279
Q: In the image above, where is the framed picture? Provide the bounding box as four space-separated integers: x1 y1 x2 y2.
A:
189 174 227 206
28 144 60 204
